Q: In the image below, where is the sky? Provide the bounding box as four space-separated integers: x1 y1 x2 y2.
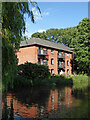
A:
24 2 88 38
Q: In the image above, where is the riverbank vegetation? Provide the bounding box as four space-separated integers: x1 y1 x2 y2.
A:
2 2 41 91
13 62 88 91
13 62 73 88
14 62 50 88
2 2 89 92
2 61 89 92
72 74 89 90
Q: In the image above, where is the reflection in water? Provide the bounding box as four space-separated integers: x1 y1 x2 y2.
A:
2 87 88 119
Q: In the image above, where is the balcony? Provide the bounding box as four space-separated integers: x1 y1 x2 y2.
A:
38 50 48 56
43 62 48 66
58 54 65 59
38 61 48 66
58 64 65 69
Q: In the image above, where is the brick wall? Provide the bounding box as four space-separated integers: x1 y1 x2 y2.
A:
65 53 73 76
17 45 73 76
16 46 38 65
48 49 58 75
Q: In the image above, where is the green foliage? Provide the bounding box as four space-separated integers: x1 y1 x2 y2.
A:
2 2 40 91
17 62 50 87
14 64 88 90
15 63 73 88
72 18 90 74
31 18 90 74
72 74 89 90
49 75 73 87
2 38 17 90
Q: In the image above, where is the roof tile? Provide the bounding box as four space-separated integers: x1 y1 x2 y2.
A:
20 38 74 52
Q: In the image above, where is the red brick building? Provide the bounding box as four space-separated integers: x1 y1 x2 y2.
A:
17 38 74 76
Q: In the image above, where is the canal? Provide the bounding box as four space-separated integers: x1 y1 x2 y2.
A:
2 86 88 119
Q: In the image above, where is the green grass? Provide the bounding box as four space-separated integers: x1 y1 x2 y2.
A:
72 74 89 90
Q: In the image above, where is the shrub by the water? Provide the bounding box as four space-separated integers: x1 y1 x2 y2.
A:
49 75 73 87
14 62 50 87
14 62 88 89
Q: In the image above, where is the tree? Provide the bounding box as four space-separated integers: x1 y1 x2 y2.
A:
2 2 40 90
71 18 90 74
31 18 90 74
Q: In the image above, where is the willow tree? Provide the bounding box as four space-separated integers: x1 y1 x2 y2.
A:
2 2 40 90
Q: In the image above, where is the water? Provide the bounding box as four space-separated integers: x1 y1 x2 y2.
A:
2 87 89 119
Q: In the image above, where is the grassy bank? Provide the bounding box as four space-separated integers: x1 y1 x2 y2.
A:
2 74 89 91
12 72 89 90
72 74 89 90
2 62 89 91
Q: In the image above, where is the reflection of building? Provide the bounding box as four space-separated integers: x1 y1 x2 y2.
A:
17 38 74 76
48 89 58 112
65 88 73 107
2 88 74 118
3 94 38 118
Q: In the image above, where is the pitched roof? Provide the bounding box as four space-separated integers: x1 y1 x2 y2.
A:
20 37 74 52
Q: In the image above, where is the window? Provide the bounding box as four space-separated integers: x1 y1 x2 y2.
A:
46 49 48 54
67 53 69 57
38 47 43 54
51 58 54 65
51 49 54 54
67 60 69 66
51 69 54 74
59 61 61 65
63 52 65 57
67 69 69 75
43 50 46 54
38 58 40 64
41 47 43 54
58 51 61 56
38 58 43 65
41 58 43 65
60 70 63 75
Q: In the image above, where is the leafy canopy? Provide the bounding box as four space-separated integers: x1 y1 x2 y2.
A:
31 18 90 74
2 2 40 90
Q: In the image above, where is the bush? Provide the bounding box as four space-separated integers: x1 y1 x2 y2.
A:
17 62 50 86
49 75 73 87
